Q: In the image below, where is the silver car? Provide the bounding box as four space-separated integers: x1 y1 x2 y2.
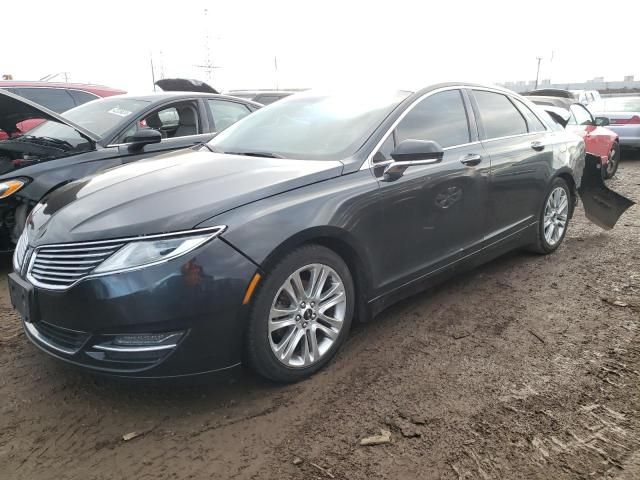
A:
591 96 640 148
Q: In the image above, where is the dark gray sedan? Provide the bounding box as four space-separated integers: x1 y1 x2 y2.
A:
8 83 634 383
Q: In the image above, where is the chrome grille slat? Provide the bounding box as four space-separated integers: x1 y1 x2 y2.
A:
28 240 124 289
40 244 124 253
32 264 94 271
32 258 102 265
37 252 114 259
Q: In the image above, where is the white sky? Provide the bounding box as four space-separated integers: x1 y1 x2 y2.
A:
3 0 639 93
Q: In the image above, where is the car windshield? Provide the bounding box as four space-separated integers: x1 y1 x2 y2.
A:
590 97 640 112
209 90 411 160
29 97 152 139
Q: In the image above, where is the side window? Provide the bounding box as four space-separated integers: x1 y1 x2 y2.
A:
372 134 395 163
208 100 251 131
120 102 200 143
395 89 470 148
68 90 99 106
15 88 75 113
474 90 527 139
570 104 593 125
513 99 546 133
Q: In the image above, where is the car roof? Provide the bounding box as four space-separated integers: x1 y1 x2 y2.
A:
0 80 126 94
112 91 262 107
226 89 306 95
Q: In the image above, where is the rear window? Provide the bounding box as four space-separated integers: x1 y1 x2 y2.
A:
15 87 75 113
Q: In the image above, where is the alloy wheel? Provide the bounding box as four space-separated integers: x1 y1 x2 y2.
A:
543 187 569 246
268 263 347 368
606 147 618 177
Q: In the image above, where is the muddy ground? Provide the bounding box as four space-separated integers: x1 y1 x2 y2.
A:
1 154 639 480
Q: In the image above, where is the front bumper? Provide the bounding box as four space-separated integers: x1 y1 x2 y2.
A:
12 238 258 378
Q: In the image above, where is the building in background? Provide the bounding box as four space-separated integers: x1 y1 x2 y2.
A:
502 76 640 95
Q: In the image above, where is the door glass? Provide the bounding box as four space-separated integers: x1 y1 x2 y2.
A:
208 100 251 131
474 90 527 139
15 88 75 113
395 89 470 148
513 99 546 132
570 104 593 125
121 102 199 142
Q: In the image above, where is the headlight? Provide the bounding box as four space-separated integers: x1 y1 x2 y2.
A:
93 226 225 274
0 178 28 199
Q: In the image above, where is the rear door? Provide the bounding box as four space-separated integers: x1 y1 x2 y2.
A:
470 89 553 243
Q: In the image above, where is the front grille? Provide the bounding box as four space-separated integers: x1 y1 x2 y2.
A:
28 240 124 289
36 321 90 352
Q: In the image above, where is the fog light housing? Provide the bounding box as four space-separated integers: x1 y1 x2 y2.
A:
113 332 183 347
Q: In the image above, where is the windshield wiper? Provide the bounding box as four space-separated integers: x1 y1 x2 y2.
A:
18 135 74 150
223 151 283 159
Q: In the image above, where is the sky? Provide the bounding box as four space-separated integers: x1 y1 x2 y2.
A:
3 0 639 94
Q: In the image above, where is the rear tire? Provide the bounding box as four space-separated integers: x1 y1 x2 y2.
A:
602 142 620 180
245 244 354 383
529 177 572 254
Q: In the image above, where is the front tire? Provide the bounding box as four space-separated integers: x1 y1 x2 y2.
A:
245 245 354 383
602 142 620 180
529 177 571 254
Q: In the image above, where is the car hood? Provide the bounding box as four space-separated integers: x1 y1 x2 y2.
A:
155 78 219 94
25 148 343 246
0 89 99 141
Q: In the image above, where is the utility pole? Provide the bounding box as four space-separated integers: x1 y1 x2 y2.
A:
534 57 542 89
150 53 156 91
274 56 279 90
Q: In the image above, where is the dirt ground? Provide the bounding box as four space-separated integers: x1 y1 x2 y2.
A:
1 154 639 480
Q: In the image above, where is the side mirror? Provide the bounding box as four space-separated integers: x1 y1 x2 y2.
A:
128 129 162 151
595 116 610 127
383 139 444 181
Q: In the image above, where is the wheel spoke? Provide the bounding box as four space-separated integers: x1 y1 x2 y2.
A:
557 197 568 214
310 265 328 300
281 328 305 363
315 324 338 341
282 279 299 305
318 312 342 329
319 289 345 313
269 317 297 333
270 305 296 319
319 281 343 303
291 272 307 301
307 330 320 362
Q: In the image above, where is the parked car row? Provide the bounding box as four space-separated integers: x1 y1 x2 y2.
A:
6 82 635 383
0 80 126 138
525 91 621 179
0 88 261 250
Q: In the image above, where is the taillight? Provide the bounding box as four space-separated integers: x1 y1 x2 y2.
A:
611 115 640 125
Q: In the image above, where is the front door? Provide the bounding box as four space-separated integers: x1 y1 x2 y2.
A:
371 89 490 292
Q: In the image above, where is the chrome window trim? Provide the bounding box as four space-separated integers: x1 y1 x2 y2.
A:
25 226 226 291
362 85 550 171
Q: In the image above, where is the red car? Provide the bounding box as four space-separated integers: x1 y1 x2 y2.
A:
528 93 620 179
0 81 126 139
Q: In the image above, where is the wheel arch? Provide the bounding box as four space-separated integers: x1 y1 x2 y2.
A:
553 166 578 218
259 226 374 323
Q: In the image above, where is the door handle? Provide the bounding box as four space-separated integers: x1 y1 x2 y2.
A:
460 153 482 166
531 140 545 151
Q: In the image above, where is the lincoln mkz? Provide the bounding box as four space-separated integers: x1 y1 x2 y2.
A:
8 83 634 382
